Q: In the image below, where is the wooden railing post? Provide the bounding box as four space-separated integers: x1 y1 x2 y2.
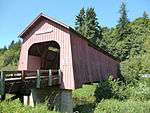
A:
36 70 40 88
0 71 5 100
48 69 52 86
58 69 61 84
21 70 25 80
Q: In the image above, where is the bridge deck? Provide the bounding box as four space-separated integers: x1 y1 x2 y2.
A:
0 70 61 96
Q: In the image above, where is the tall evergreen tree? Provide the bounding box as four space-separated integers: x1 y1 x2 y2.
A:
142 11 149 19
117 1 129 39
111 1 131 61
9 40 15 49
118 2 129 27
75 7 102 45
75 8 86 36
85 8 102 44
3 46 7 51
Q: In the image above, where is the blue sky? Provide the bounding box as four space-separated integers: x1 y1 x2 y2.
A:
0 0 150 48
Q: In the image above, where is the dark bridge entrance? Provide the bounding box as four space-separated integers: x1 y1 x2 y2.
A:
28 41 60 70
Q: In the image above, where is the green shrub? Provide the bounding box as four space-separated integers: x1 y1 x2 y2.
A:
120 57 142 85
94 76 127 101
73 103 95 113
73 85 96 106
124 81 150 101
142 78 150 87
0 100 58 113
94 99 150 113
73 85 96 113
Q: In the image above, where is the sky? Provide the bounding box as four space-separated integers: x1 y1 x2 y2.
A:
0 0 150 48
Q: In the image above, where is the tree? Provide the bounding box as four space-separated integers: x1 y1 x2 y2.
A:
143 11 149 19
117 1 129 39
0 46 7 54
118 2 129 27
110 1 131 61
3 46 7 51
9 40 15 49
0 40 21 70
85 8 102 44
75 7 102 45
75 8 86 36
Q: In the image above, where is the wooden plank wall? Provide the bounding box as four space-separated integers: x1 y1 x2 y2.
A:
70 32 119 89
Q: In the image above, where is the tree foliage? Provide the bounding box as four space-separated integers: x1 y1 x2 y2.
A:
75 7 102 44
143 11 149 19
117 1 129 39
0 40 21 70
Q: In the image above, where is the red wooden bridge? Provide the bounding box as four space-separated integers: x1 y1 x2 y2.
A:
0 70 61 100
0 13 120 113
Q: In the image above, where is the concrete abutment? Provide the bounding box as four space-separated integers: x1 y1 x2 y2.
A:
23 86 73 113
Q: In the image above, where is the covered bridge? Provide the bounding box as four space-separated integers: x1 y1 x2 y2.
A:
18 13 119 90
0 13 120 113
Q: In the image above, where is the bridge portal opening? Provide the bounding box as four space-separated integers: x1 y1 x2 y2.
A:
28 41 60 70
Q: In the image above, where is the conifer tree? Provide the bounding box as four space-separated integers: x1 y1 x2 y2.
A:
75 8 86 36
143 11 149 19
75 7 102 45
9 40 15 49
3 46 7 51
117 1 129 39
85 8 102 44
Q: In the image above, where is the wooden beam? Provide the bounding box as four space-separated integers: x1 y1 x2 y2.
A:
36 46 42 56
58 69 61 84
3 71 22 74
36 70 41 88
0 71 5 100
21 70 25 80
0 71 5 95
48 69 52 86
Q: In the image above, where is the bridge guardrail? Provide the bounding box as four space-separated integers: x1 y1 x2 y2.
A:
0 69 61 96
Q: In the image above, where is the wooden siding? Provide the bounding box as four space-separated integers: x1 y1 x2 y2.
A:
70 32 119 89
18 19 75 90
28 55 41 71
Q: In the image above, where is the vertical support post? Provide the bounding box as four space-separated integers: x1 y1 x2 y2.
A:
24 91 35 107
21 70 25 80
58 69 61 84
48 69 52 86
36 70 40 88
27 96 30 105
0 71 5 101
60 90 73 113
